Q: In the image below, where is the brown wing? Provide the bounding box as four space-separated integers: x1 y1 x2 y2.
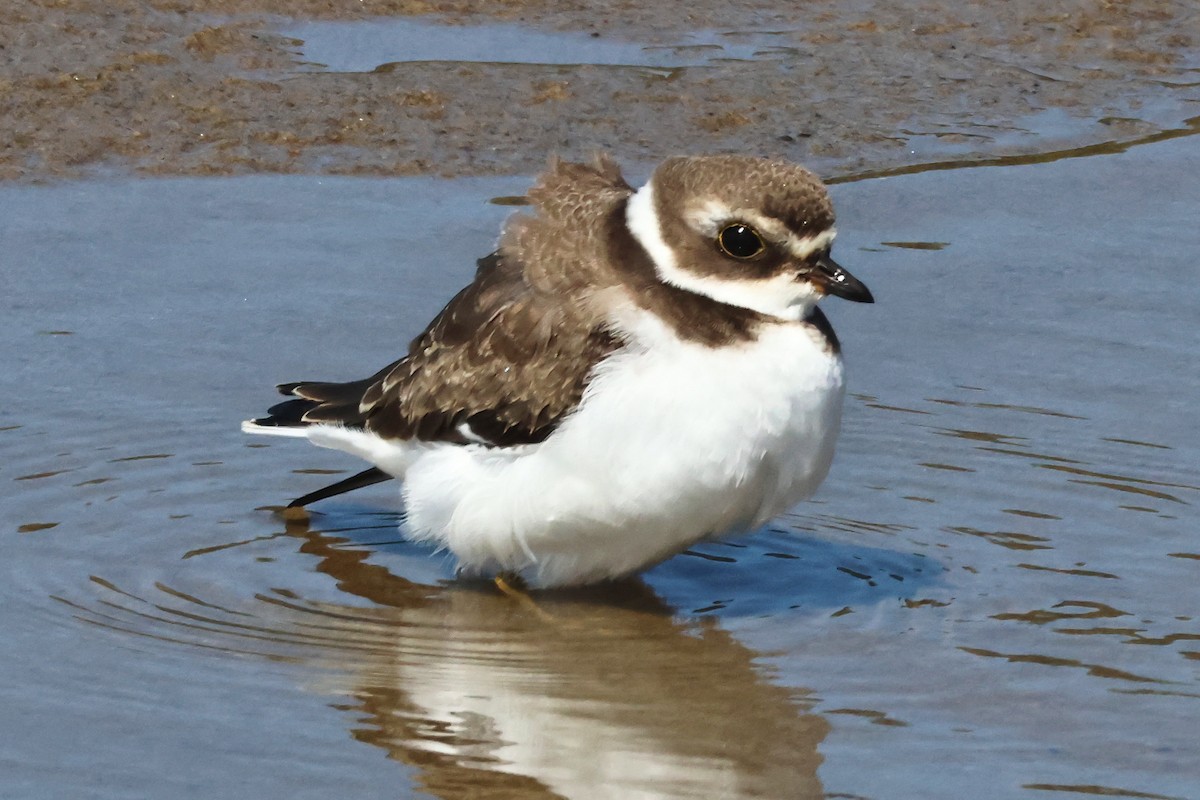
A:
359 250 619 445
250 154 632 447
253 253 618 446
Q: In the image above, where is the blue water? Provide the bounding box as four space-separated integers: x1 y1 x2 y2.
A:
2 135 1198 799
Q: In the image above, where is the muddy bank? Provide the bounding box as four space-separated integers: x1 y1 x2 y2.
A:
2 0 1197 180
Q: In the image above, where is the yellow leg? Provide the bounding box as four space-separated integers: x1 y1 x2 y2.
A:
493 573 555 621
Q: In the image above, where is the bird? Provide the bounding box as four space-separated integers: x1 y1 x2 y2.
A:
242 153 873 588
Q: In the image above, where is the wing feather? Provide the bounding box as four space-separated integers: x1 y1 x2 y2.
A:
247 155 632 447
364 251 619 444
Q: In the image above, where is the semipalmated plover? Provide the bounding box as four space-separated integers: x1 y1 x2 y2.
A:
243 154 872 587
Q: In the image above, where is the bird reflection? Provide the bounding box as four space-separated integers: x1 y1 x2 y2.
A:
284 512 830 800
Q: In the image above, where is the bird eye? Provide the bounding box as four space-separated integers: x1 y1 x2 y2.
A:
717 224 765 260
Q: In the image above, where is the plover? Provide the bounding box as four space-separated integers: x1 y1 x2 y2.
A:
243 154 872 587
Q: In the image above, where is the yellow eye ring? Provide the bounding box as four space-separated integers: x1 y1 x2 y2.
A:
717 224 765 259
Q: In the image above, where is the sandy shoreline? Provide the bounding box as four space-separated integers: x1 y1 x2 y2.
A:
2 0 1197 180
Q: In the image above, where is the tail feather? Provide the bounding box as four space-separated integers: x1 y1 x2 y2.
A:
243 374 406 506
279 378 375 404
240 420 312 438
263 397 318 425
302 402 367 424
246 378 378 431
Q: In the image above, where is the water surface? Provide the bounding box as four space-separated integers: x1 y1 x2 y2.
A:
281 18 796 72
2 137 1198 798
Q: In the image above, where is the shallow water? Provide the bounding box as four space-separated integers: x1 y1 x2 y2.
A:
282 18 796 72
3 136 1199 799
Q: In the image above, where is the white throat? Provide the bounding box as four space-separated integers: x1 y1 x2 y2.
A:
625 181 825 322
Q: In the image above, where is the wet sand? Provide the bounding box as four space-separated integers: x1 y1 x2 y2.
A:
2 0 1198 180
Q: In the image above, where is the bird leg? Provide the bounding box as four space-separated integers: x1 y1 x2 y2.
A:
493 573 555 620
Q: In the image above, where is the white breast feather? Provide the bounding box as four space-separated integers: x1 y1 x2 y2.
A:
399 309 845 587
